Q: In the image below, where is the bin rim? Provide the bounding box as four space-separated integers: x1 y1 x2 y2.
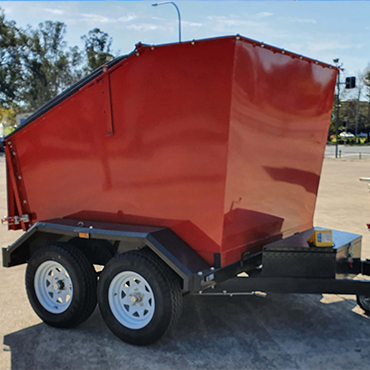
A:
7 34 338 139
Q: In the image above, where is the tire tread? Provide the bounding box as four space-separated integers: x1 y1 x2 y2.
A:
98 249 183 344
128 249 183 331
26 242 97 328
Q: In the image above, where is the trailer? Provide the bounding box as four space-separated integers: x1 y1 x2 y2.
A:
2 35 370 345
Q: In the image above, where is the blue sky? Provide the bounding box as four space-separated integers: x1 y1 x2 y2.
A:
1 1 370 97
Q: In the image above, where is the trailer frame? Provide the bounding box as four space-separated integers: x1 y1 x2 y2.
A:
3 219 370 297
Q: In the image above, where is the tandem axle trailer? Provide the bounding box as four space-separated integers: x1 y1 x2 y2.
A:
3 218 370 345
2 35 370 345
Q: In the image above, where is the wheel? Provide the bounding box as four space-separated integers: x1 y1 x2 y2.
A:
357 295 370 314
26 242 97 328
97 251 183 345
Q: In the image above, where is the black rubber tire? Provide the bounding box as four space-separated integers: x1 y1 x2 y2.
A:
357 295 370 314
68 237 115 265
134 247 183 325
97 250 183 345
25 242 97 328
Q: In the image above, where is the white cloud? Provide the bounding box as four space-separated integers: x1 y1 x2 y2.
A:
217 19 266 29
206 13 285 39
126 23 158 32
224 20 261 27
256 12 273 19
80 13 136 24
209 15 274 37
307 41 364 52
288 17 317 24
182 21 203 28
44 8 64 15
118 15 136 23
80 14 111 23
365 26 370 30
207 15 227 21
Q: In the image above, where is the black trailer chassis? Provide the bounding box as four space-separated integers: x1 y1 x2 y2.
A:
2 219 370 297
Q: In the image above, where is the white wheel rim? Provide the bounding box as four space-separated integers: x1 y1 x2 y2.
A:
34 261 73 314
108 271 155 330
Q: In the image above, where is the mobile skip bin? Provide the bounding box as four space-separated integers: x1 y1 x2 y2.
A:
2 35 370 345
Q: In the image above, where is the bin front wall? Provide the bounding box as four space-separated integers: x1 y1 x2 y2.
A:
9 38 236 265
222 39 337 266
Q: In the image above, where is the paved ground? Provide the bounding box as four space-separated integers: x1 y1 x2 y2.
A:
1 154 370 370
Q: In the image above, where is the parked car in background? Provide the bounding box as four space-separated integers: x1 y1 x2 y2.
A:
339 131 355 138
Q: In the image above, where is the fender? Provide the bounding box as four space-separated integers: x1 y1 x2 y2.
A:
2 218 211 292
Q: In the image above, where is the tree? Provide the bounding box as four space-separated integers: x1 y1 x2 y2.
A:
365 69 370 88
81 28 114 72
20 21 84 111
352 69 370 143
0 8 25 109
329 68 370 144
1 7 86 112
0 107 15 126
0 9 119 113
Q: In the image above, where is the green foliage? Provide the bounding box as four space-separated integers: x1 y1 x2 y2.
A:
329 71 370 144
82 28 114 72
366 70 370 89
0 7 116 113
0 8 24 109
0 107 15 125
21 21 85 111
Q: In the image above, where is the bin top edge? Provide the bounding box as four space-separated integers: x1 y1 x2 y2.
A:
137 34 338 71
6 34 337 139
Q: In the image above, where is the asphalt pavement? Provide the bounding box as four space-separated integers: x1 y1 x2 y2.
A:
1 154 370 370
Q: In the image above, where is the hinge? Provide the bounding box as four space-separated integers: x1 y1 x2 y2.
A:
1 214 30 226
4 141 30 231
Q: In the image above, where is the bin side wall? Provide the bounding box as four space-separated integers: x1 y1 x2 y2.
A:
9 38 236 265
222 39 337 266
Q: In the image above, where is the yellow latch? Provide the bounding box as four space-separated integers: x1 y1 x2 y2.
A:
308 230 333 247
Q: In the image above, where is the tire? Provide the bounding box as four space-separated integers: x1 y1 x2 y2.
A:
97 251 183 345
357 295 370 314
26 242 97 328
68 237 115 265
136 247 183 325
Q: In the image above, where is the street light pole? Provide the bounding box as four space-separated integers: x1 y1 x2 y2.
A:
152 2 181 42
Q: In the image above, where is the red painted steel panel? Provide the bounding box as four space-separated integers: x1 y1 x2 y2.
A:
7 37 235 265
222 38 337 265
6 36 337 267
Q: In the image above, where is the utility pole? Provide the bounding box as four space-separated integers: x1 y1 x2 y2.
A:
334 59 341 159
355 86 361 144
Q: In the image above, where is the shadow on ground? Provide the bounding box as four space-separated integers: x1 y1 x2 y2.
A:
4 294 370 370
